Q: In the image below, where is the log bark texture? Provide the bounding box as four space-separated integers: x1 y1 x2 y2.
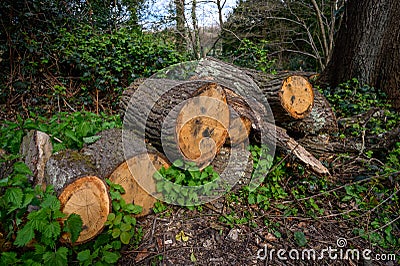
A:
239 64 338 135
45 149 97 194
123 79 231 168
20 130 53 188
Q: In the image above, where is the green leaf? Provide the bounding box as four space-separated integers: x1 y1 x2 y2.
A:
43 221 61 240
114 213 122 225
65 129 80 144
102 251 120 264
248 193 256 205
0 252 20 264
41 195 60 211
34 244 47 256
43 247 68 266
120 222 132 232
125 204 142 214
120 231 132 244
190 252 197 262
77 250 91 262
13 162 33 175
64 213 83 243
112 228 121 238
294 231 307 247
22 192 35 208
5 187 23 208
14 223 35 247
107 213 116 222
83 135 101 144
27 209 48 230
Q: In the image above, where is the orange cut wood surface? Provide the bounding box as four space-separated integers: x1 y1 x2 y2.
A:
59 176 110 244
176 83 230 167
280 76 314 119
108 153 170 217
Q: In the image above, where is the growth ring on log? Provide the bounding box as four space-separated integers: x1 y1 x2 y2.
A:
58 176 110 244
280 76 314 119
176 83 230 166
108 152 170 217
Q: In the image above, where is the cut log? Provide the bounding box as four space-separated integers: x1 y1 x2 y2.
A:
20 130 53 188
175 83 230 166
280 76 314 119
197 57 337 135
241 67 337 135
108 152 170 217
137 80 230 167
82 128 134 179
58 175 110 244
45 149 97 194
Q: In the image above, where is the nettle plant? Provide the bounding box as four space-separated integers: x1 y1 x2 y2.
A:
0 161 83 265
0 161 144 265
154 159 220 207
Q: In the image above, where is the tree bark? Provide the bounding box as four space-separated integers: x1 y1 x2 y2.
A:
175 0 187 52
123 79 230 168
319 0 400 109
198 58 338 138
20 130 53 188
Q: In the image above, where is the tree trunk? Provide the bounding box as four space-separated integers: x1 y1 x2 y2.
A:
174 0 187 52
319 0 400 109
191 0 201 59
20 130 53 188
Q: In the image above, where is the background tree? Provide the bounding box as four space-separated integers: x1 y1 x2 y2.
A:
220 0 345 71
319 0 400 108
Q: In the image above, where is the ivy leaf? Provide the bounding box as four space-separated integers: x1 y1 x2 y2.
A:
120 222 132 232
120 231 131 244
102 251 120 264
42 247 68 266
77 249 91 263
125 204 142 214
248 193 256 205
64 213 83 244
5 187 23 208
14 223 35 247
294 231 307 247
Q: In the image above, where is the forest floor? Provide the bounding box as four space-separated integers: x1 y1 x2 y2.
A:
120 161 399 266
1 79 399 266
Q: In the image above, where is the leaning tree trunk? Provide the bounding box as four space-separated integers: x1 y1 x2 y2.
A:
319 0 400 109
